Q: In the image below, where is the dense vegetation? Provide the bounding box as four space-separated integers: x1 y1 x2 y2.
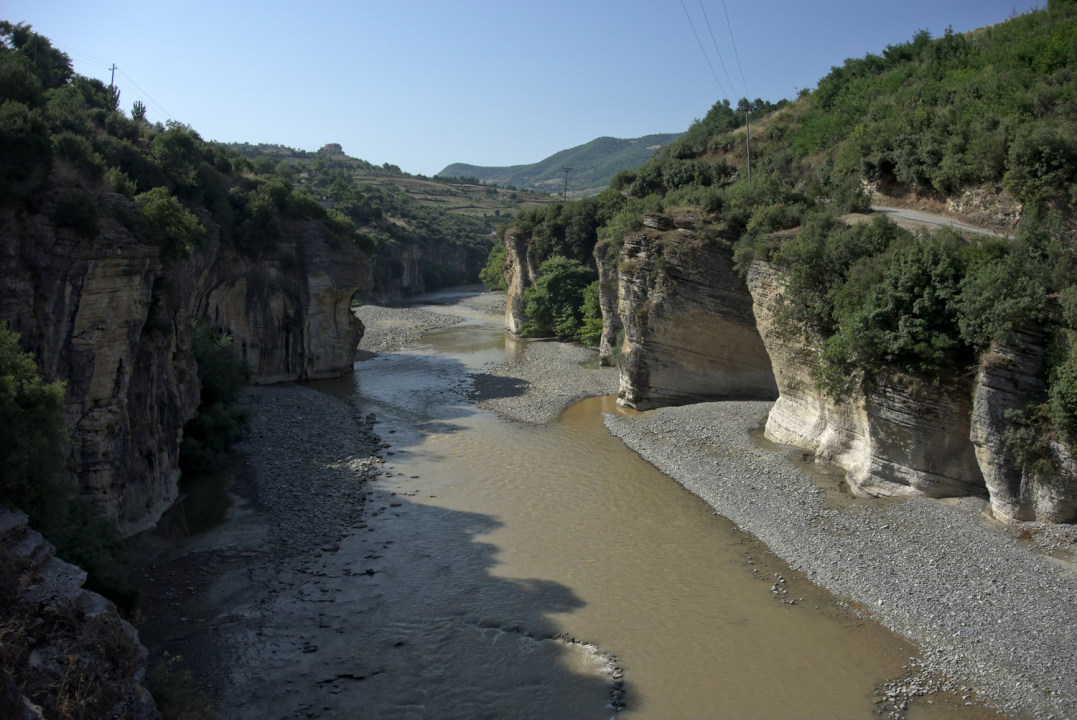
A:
498 3 1077 467
0 324 136 611
439 133 685 197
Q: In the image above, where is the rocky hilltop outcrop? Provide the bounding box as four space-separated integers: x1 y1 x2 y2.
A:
0 508 160 720
598 212 777 410
0 195 370 536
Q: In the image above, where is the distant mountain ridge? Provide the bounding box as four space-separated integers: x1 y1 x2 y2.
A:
438 133 682 197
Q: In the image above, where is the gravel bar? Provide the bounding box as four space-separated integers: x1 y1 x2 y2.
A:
604 401 1077 720
354 304 463 354
472 339 619 424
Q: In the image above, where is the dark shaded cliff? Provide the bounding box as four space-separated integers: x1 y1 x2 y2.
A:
0 193 369 536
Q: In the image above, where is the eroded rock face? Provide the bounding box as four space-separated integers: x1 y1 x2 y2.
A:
0 198 369 536
201 220 369 384
613 218 777 410
593 241 622 366
0 508 160 720
503 227 538 335
747 260 985 499
970 334 1077 523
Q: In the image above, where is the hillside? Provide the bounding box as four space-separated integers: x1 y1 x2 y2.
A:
223 142 560 297
438 133 683 197
501 1 1077 526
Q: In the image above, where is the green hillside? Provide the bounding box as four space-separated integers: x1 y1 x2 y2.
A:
438 133 683 197
502 2 1077 460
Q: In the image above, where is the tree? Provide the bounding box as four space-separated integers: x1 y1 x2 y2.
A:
135 186 205 261
0 323 67 523
522 256 595 340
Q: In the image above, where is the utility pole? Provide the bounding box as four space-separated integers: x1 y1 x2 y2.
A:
109 63 117 90
745 110 751 186
561 167 572 201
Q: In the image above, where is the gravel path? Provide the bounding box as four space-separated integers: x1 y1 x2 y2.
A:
604 401 1077 720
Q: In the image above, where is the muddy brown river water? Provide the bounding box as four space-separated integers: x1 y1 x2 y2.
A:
139 291 1006 719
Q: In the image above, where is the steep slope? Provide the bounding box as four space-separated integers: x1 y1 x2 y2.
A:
503 4 1077 522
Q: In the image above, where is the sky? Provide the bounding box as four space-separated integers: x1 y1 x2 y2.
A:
3 0 1043 177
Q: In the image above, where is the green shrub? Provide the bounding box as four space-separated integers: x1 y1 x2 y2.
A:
136 186 205 261
0 323 67 521
104 166 137 198
521 256 595 341
179 322 249 473
578 281 604 347
0 324 136 611
479 239 508 291
0 100 52 199
50 189 99 238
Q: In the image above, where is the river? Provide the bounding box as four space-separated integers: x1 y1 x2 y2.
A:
137 289 1005 719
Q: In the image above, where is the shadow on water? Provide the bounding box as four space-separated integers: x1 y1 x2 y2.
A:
248 349 626 717
271 494 625 720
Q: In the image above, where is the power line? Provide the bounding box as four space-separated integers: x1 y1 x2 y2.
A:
116 68 173 121
698 0 737 100
50 40 174 122
679 0 726 96
721 0 750 99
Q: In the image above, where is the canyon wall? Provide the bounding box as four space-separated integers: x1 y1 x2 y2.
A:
747 260 986 499
605 213 777 410
0 195 369 536
969 332 1077 522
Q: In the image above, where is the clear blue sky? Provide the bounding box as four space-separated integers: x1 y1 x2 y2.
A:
3 0 1042 176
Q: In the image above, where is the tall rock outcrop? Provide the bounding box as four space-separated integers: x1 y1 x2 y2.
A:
593 240 622 366
747 260 986 499
610 213 777 410
503 227 538 335
969 332 1077 522
0 193 369 536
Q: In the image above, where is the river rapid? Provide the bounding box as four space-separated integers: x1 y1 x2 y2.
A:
136 289 1011 719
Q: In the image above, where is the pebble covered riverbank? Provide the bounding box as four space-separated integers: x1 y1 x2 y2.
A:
604 403 1077 720
428 292 1077 719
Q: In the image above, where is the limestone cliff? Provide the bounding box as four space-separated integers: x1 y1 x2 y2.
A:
0 193 369 536
503 227 538 335
0 508 160 720
607 213 777 410
593 240 622 366
970 332 1077 523
747 260 986 499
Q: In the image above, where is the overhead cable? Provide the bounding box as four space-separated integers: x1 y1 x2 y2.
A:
721 0 750 98
679 0 726 96
698 0 737 99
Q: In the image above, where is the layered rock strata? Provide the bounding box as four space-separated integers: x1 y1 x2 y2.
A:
747 260 986 499
503 227 538 335
970 332 1077 522
608 214 777 410
593 240 622 366
0 195 369 536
